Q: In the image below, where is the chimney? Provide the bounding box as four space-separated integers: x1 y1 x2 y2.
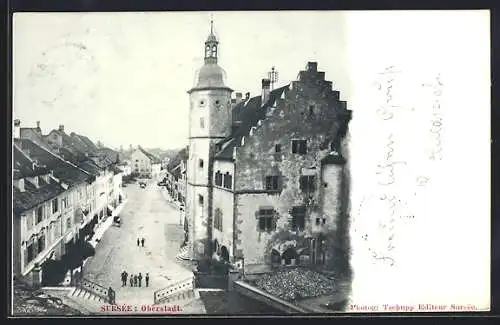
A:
59 124 64 132
13 119 20 139
306 62 318 72
261 79 271 105
36 121 40 129
235 92 243 103
245 92 250 100
14 179 25 192
27 176 39 188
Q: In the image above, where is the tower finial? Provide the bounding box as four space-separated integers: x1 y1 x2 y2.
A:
210 14 214 35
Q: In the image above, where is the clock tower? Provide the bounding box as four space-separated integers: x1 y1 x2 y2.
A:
186 20 233 260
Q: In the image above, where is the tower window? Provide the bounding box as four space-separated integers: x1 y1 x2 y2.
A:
199 100 206 107
200 117 205 128
223 172 233 189
215 171 223 186
199 159 204 168
265 176 280 191
299 175 316 192
199 195 204 206
292 139 307 155
215 100 220 106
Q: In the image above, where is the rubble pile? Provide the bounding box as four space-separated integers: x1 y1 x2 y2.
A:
253 268 336 301
13 281 82 315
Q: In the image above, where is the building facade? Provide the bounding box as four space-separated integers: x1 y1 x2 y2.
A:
13 124 123 284
131 147 162 179
185 22 352 272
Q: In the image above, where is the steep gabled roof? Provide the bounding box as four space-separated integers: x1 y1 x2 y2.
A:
13 145 51 179
15 139 91 186
13 178 65 215
138 146 162 164
69 132 97 156
214 85 289 161
78 160 101 176
73 134 99 152
167 147 188 172
45 130 88 162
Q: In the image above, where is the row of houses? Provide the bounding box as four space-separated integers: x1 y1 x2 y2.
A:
12 121 127 286
164 147 188 207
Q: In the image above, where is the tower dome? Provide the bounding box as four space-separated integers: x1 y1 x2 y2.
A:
188 19 232 93
193 64 228 88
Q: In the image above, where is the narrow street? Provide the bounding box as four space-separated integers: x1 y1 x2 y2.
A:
82 178 193 307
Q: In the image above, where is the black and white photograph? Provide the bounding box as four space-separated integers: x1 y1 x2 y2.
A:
10 10 490 316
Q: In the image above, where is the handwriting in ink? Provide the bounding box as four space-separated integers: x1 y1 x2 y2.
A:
423 74 444 161
376 134 407 186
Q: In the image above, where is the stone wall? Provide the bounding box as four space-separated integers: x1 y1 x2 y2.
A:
233 62 351 268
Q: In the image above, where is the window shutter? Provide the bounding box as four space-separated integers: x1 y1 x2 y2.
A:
259 217 266 231
23 247 28 267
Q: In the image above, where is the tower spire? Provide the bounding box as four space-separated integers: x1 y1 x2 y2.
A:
210 14 214 35
204 15 218 64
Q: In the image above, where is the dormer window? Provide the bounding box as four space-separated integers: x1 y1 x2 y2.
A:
212 45 217 57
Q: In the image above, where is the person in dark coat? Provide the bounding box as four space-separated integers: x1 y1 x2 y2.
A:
129 274 134 287
145 273 150 287
137 238 140 246
134 274 138 287
141 238 145 247
108 287 115 305
121 271 128 287
138 273 143 287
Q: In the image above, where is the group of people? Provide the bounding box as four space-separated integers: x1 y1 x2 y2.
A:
121 270 150 287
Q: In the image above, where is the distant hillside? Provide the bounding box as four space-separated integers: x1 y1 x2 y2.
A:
147 148 181 160
119 147 182 162
167 146 189 171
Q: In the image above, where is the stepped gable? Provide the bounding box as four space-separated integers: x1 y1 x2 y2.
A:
215 85 289 161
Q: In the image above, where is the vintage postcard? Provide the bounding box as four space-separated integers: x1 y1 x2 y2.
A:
10 10 490 316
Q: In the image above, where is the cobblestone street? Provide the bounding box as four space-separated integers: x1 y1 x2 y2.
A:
82 179 194 308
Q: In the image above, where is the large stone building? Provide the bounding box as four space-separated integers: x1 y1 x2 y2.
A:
185 22 352 272
130 146 162 179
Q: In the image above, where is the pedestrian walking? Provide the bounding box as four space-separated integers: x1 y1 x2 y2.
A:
137 238 140 246
134 274 138 287
141 238 145 247
121 270 128 287
129 274 134 287
145 273 149 287
108 287 115 305
138 273 143 287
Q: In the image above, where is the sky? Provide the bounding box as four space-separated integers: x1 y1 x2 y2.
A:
13 11 349 150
